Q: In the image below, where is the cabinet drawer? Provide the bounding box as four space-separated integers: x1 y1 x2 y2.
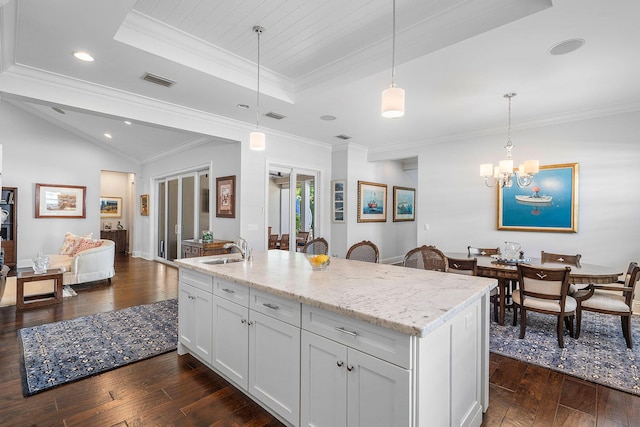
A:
214 278 249 306
302 305 411 369
180 269 213 293
183 245 192 255
250 289 301 327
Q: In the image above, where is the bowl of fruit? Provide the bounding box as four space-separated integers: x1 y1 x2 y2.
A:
305 254 330 271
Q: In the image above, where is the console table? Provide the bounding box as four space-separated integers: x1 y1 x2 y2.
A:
182 239 233 258
100 229 127 254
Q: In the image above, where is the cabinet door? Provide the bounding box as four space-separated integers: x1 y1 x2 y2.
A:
179 282 213 363
249 310 301 426
301 331 347 427
213 296 249 389
347 349 411 427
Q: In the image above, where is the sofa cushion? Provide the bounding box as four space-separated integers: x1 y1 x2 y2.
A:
48 254 72 272
60 232 92 255
71 238 103 256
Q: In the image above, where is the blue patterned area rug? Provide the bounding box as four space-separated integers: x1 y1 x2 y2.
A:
490 311 640 395
18 299 178 396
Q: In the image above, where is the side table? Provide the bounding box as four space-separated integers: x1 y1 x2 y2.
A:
16 269 64 310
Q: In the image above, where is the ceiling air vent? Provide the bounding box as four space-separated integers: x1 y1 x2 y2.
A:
265 111 286 120
141 72 176 88
336 134 352 140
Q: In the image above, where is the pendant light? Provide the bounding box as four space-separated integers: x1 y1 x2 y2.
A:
381 0 405 118
250 26 266 151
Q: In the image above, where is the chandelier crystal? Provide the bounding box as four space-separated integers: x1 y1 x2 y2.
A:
480 93 538 188
250 26 266 151
381 0 405 118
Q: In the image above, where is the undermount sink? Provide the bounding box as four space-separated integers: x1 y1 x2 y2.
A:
201 257 244 265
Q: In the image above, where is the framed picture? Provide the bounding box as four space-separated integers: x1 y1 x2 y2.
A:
357 181 387 223
498 163 579 232
100 196 122 218
140 194 149 216
393 186 415 222
216 175 236 218
332 180 345 223
35 183 86 218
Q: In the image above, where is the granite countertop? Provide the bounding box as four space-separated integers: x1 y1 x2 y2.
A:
175 250 496 338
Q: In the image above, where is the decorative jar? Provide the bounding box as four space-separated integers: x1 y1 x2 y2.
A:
32 252 49 274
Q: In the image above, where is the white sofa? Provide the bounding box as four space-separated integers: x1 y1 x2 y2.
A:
47 239 115 285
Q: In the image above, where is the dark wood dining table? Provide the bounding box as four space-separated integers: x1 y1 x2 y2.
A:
445 252 623 325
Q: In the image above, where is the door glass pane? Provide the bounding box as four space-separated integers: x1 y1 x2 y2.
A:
167 179 179 261
157 181 166 258
199 172 210 235
182 175 195 245
295 173 315 251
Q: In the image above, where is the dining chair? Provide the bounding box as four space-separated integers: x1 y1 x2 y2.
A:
512 264 576 348
280 234 290 251
447 257 477 275
345 240 379 263
402 245 448 272
268 234 279 250
302 237 329 255
296 231 310 251
541 251 582 266
467 246 500 257
575 262 640 348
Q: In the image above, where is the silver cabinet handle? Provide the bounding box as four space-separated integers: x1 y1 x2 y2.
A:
248 321 254 326
222 288 235 294
241 318 247 324
347 365 354 372
335 326 358 337
263 303 279 310
188 295 196 300
337 361 344 367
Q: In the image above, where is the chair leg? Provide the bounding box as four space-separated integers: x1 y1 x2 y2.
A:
518 307 527 339
622 315 632 349
575 307 582 338
512 304 518 326
564 315 574 338
557 316 565 348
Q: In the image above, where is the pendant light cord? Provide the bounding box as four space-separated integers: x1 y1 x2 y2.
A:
391 0 396 86
256 27 261 131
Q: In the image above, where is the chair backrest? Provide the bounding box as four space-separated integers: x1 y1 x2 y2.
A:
468 246 500 256
402 245 448 271
447 257 478 276
346 241 379 263
268 234 279 250
280 234 290 250
303 237 329 255
297 231 310 245
622 262 640 306
541 251 582 266
517 264 572 307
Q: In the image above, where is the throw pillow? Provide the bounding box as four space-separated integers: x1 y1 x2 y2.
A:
60 232 92 255
71 238 103 256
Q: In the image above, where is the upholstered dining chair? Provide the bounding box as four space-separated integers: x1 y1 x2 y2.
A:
279 234 290 251
402 245 448 272
296 231 310 251
512 264 576 348
467 246 500 257
345 240 379 263
541 251 582 266
268 234 279 250
302 237 329 255
575 262 640 348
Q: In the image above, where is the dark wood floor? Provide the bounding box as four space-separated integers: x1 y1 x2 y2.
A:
0 255 638 426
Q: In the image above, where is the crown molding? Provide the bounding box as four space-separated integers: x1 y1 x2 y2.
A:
0 0 16 73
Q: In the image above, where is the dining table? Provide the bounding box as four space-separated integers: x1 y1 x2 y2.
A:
445 252 624 325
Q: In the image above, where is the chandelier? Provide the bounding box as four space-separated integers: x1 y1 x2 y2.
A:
249 26 266 151
381 0 405 118
480 93 538 188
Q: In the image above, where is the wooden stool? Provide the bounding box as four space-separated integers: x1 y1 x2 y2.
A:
16 269 64 310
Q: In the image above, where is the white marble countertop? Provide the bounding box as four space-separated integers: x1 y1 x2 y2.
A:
175 250 496 337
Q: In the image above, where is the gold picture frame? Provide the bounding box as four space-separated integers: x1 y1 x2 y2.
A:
100 196 122 218
35 183 86 218
140 194 149 216
357 181 387 223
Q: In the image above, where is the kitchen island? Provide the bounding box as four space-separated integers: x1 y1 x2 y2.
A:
175 250 496 427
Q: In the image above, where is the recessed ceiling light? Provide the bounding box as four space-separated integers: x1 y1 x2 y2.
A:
237 104 250 109
548 38 585 55
320 115 337 121
124 121 132 125
104 133 112 139
73 51 95 62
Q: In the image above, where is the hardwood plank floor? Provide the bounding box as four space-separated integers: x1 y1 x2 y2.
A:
1 255 638 426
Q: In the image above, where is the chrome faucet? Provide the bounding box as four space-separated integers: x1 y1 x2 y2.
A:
224 236 251 260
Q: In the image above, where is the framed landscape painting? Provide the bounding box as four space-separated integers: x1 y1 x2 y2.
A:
393 186 415 222
35 183 86 218
498 163 579 232
357 181 387 223
100 196 122 218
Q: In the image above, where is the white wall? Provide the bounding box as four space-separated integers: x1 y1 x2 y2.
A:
0 100 139 266
414 111 640 273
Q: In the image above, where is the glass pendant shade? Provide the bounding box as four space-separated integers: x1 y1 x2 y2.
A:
381 85 405 118
249 131 265 151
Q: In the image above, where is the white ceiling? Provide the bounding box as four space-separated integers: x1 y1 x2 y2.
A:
1 0 639 163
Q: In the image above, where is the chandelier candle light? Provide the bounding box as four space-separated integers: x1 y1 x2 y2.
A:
480 93 539 188
381 0 404 118
250 26 266 151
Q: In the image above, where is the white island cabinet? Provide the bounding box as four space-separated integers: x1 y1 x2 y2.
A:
175 250 496 427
